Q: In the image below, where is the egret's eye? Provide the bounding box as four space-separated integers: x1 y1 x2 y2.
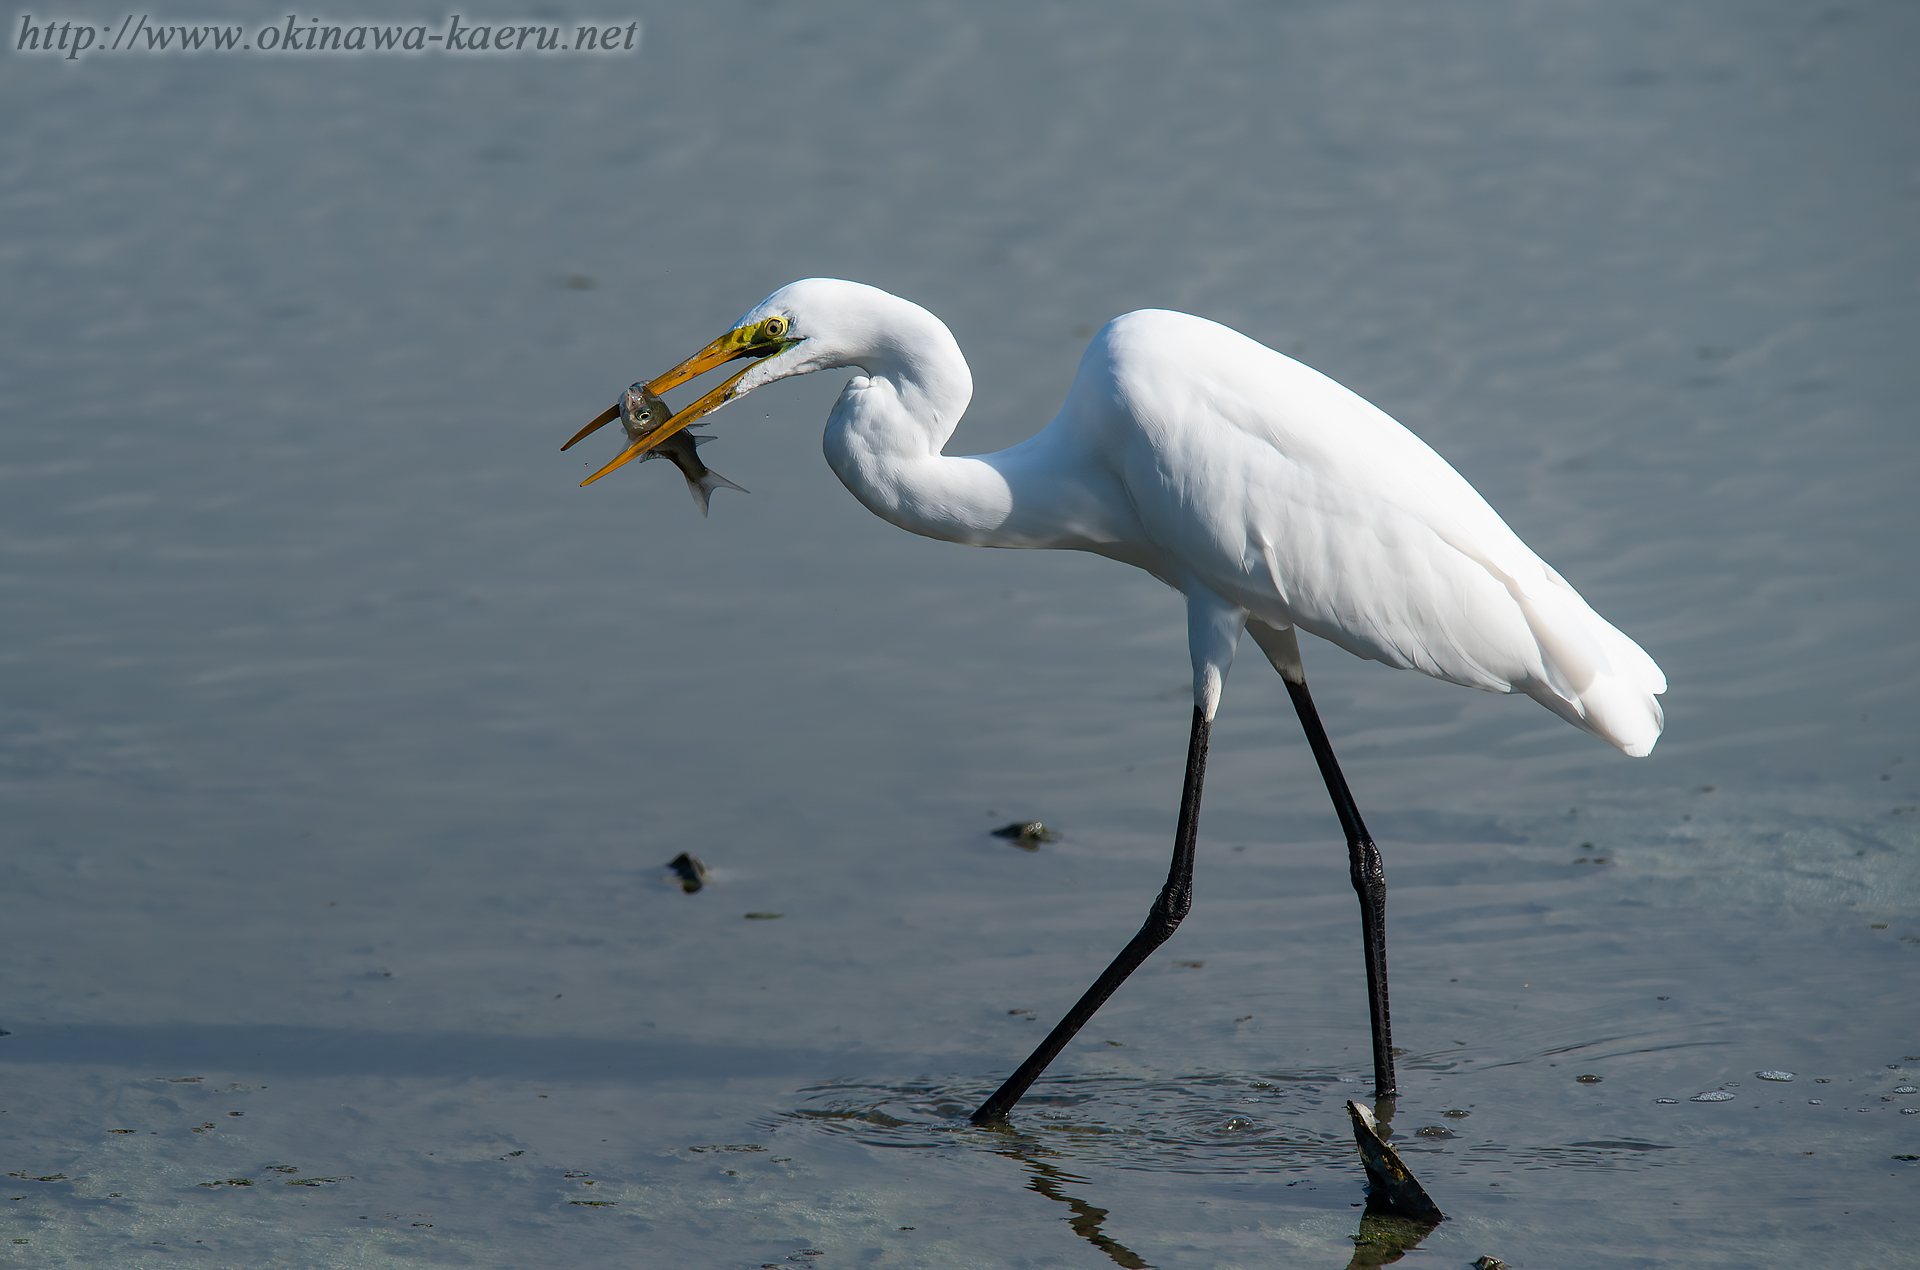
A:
763 316 789 340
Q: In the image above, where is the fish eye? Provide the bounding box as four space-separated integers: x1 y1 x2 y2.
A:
763 316 789 339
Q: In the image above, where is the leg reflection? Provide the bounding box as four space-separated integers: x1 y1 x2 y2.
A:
990 1142 1153 1270
996 1139 1440 1270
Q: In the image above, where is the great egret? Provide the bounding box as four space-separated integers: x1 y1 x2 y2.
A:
565 278 1666 1123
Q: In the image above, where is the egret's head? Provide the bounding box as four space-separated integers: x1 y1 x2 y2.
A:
564 279 946 485
563 305 796 482
726 278 907 391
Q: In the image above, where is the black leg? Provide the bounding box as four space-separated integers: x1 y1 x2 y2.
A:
1283 676 1397 1099
971 706 1211 1125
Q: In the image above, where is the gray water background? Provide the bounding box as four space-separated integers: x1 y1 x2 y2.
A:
2 1 1916 1265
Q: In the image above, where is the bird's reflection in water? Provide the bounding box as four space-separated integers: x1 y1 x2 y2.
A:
992 1134 1441 1270
989 1139 1153 1270
781 1078 1440 1267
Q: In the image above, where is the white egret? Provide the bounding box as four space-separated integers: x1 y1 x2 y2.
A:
565 278 1666 1123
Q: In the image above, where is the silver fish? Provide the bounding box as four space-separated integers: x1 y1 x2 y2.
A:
618 382 748 517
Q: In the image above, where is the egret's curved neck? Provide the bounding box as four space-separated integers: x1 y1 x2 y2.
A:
810 363 1044 557
805 289 1141 559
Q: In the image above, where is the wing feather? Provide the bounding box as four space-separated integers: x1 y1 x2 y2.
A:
1094 310 1665 754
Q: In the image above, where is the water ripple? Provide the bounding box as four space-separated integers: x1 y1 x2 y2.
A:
769 1067 1685 1178
774 1069 1379 1175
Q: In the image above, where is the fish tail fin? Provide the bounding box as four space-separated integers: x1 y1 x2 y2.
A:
687 467 748 517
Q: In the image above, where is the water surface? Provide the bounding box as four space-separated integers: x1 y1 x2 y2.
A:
2 1 1916 1265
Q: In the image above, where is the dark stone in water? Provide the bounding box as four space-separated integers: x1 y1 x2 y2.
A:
992 821 1061 849
1346 1101 1445 1221
666 853 710 894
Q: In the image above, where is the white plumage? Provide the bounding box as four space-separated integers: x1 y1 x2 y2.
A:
688 279 1663 754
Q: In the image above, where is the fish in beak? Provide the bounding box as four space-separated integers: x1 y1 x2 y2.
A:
563 315 796 486
609 382 747 516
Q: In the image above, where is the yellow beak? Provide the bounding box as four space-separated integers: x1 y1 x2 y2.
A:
564 325 790 486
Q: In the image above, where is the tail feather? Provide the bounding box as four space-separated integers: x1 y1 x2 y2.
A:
1515 580 1666 757
1425 524 1665 756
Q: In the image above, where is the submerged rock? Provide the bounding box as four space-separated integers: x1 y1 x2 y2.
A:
1346 1101 1445 1221
666 852 710 894
991 821 1061 849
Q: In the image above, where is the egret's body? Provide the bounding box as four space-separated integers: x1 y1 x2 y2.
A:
568 278 1665 1127
800 291 1663 751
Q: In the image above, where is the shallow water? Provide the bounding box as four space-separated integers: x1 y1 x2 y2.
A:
3 1 1916 1265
